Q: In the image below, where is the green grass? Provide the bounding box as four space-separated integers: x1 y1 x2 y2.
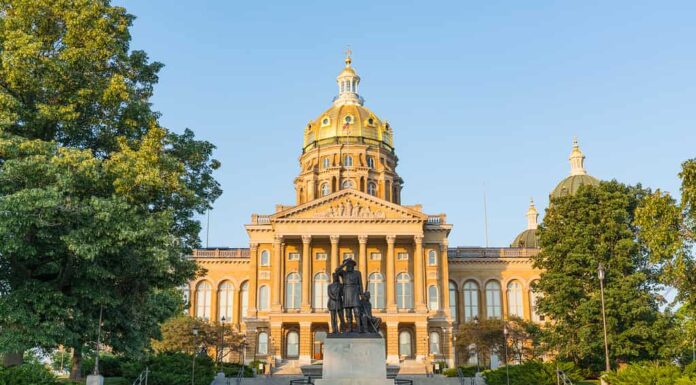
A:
577 381 600 385
58 377 127 385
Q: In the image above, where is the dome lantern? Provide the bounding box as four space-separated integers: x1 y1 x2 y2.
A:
334 48 363 106
569 137 587 176
550 137 600 199
526 198 538 230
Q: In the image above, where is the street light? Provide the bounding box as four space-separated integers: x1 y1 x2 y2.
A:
473 316 480 373
217 316 226 372
598 263 610 374
503 324 510 385
192 327 199 385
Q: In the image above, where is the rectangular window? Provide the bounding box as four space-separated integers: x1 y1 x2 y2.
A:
370 252 382 261
316 252 327 261
288 252 300 261
343 253 354 261
397 252 409 261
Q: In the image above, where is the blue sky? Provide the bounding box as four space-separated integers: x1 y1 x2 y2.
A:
116 0 696 248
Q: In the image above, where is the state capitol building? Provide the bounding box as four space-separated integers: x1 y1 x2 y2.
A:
184 53 599 373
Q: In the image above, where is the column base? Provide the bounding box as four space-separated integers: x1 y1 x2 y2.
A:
301 305 312 312
386 305 397 314
415 304 428 313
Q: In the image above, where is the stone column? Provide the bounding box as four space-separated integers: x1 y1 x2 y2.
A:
358 235 368 287
330 235 340 273
440 241 451 318
386 321 400 364
299 322 312 364
386 235 397 313
413 235 426 312
301 235 312 311
271 235 283 311
247 243 259 320
270 322 282 364
415 322 428 362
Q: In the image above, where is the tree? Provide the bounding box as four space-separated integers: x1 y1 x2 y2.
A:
152 315 244 363
532 181 667 373
0 0 221 379
455 319 506 368
636 159 696 318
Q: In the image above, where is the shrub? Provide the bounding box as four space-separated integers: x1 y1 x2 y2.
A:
220 363 253 377
444 366 478 377
0 363 60 385
81 353 125 377
605 362 696 385
483 361 582 385
122 352 215 385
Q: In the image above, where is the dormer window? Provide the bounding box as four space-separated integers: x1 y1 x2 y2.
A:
321 117 330 127
368 118 374 125
344 115 353 124
323 157 330 169
344 155 353 167
367 156 375 169
320 183 330 197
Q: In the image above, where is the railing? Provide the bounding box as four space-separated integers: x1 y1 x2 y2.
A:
426 214 446 225
132 367 148 385
250 214 271 225
448 247 540 259
289 376 313 385
192 249 250 258
393 380 413 385
302 136 394 154
557 369 574 385
235 367 244 385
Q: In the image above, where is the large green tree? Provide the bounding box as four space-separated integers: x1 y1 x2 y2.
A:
532 181 668 373
0 0 221 379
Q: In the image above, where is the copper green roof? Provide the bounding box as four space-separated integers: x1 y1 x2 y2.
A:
511 228 539 248
550 174 599 200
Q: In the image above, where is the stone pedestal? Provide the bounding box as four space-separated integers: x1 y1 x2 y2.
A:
85 375 104 385
314 337 394 385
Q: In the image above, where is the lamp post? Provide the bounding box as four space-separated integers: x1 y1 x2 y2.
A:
218 316 226 372
503 324 510 385
192 327 199 385
473 316 480 373
598 263 610 374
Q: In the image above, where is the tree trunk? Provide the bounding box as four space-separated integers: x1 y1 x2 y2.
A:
2 352 23 367
69 347 82 381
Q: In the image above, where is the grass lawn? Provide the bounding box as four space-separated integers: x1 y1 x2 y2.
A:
577 381 600 385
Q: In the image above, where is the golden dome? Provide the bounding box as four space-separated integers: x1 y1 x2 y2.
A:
302 52 394 150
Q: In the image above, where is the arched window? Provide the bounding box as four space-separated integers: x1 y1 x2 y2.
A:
286 331 299 358
485 281 502 319
463 281 479 322
218 281 234 322
258 285 269 311
257 331 269 355
396 273 413 309
320 183 330 197
399 330 412 358
449 281 458 321
530 281 544 322
507 280 524 318
341 179 354 189
344 155 353 167
367 182 377 196
428 250 438 265
180 285 190 314
313 331 327 360
323 157 330 169
195 281 211 320
240 282 249 318
286 273 301 309
368 272 385 309
429 331 441 355
367 156 375 169
260 250 270 266
428 285 439 311
313 272 329 310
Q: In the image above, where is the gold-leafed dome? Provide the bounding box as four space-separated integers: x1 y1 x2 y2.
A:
302 51 394 150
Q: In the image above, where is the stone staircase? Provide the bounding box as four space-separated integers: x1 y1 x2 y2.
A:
271 359 303 376
398 359 429 375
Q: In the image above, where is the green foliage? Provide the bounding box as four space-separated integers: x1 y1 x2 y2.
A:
443 366 478 377
605 362 696 385
81 353 124 377
0 362 60 385
533 181 668 372
122 352 215 385
483 361 582 385
0 0 221 378
219 363 253 378
151 315 243 362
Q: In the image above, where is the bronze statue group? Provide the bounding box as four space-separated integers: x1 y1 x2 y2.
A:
328 258 382 336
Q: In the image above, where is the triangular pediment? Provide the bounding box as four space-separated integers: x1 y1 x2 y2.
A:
271 190 428 222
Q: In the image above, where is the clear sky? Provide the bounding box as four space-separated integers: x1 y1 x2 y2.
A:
115 0 695 248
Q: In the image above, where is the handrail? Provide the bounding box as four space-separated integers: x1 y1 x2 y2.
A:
557 369 574 385
132 367 149 385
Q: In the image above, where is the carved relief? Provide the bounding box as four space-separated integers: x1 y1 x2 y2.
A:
318 199 386 219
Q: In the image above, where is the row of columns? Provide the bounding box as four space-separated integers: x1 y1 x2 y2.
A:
253 234 450 316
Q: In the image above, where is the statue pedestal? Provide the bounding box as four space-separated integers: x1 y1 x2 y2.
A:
314 337 394 385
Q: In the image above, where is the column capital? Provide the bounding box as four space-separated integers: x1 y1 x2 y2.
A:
250 242 259 250
301 235 312 244
440 239 449 250
414 235 424 244
358 235 368 244
386 235 396 244
330 235 340 244
274 235 284 244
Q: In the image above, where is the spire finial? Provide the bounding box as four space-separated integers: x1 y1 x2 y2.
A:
569 136 587 176
345 46 352 66
527 198 539 230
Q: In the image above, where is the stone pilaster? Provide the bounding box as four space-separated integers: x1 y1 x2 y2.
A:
271 236 283 311
358 235 368 287
440 240 450 319
415 322 429 362
330 235 340 274
301 235 312 311
386 321 399 364
414 235 426 312
247 243 259 320
385 235 396 313
299 322 312 364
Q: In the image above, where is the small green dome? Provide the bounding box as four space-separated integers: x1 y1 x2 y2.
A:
550 174 599 199
511 228 539 248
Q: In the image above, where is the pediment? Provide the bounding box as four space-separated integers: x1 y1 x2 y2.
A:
271 190 428 222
